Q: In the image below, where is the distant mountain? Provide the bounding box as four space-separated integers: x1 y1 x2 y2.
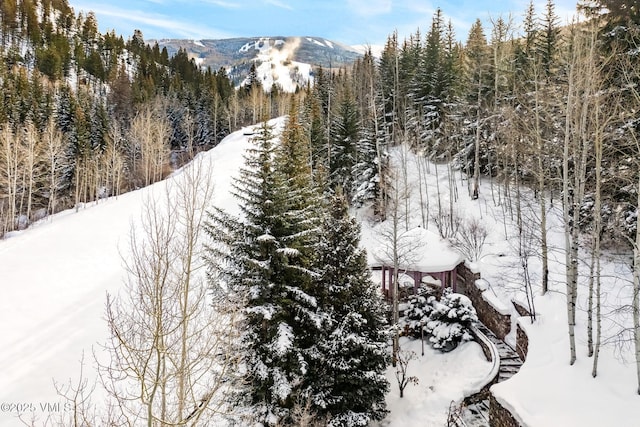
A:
152 36 363 92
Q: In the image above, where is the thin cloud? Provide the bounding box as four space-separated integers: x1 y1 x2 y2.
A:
201 0 242 8
264 0 293 10
404 0 436 15
73 3 233 39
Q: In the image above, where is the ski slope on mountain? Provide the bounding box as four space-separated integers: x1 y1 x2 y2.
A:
240 37 313 92
0 120 277 425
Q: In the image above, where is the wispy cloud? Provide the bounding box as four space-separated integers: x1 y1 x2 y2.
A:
264 0 293 10
73 3 234 39
201 0 242 8
404 0 435 15
346 0 392 16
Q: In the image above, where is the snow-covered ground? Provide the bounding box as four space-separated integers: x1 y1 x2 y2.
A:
2 119 639 426
0 120 487 426
240 37 313 92
0 121 275 426
375 338 491 427
358 145 640 426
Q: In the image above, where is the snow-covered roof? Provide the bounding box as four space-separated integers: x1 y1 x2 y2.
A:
369 226 464 273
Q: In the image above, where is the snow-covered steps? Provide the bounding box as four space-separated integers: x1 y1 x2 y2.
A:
463 400 490 427
457 322 523 426
474 322 523 382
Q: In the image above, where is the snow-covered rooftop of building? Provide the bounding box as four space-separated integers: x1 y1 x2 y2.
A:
368 226 464 273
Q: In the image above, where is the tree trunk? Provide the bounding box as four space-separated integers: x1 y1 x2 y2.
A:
472 77 481 200
563 47 577 365
634 173 640 393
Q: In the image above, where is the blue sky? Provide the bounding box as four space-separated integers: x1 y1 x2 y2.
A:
68 0 580 46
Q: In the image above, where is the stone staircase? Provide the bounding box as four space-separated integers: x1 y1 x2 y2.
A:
473 324 522 384
449 322 523 427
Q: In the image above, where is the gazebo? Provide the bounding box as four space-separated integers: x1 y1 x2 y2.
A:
369 226 465 298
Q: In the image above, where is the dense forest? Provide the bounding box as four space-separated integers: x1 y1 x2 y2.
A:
0 0 295 235
1 0 639 252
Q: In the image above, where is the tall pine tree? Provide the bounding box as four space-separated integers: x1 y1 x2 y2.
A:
206 119 324 426
309 190 389 426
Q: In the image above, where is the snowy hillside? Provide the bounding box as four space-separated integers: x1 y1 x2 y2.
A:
0 120 489 426
358 145 640 426
2 118 639 426
154 36 362 92
0 121 278 426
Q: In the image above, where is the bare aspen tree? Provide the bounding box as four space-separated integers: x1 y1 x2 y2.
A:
104 121 126 198
101 157 239 424
471 82 482 201
52 352 99 427
511 55 554 296
586 37 616 369
464 20 489 200
489 15 513 208
590 93 604 373
562 23 584 366
42 118 65 215
399 144 411 231
633 170 640 394
376 169 422 367
173 157 211 419
0 126 19 233
20 122 40 223
561 22 601 366
532 64 550 296
415 154 429 228
249 85 264 124
228 92 240 131
129 103 171 187
183 111 196 160
518 209 538 321
73 154 93 211
617 55 640 393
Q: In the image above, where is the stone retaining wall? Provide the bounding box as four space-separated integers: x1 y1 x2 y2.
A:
458 264 511 340
512 300 532 317
456 262 479 297
456 263 531 427
489 394 521 427
516 321 529 362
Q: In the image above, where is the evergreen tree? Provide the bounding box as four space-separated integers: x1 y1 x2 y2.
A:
378 32 401 146
277 100 314 191
329 81 360 199
580 0 640 24
416 9 446 106
206 120 323 426
304 84 328 171
463 19 491 199
352 113 381 206
310 190 389 426
538 0 562 78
